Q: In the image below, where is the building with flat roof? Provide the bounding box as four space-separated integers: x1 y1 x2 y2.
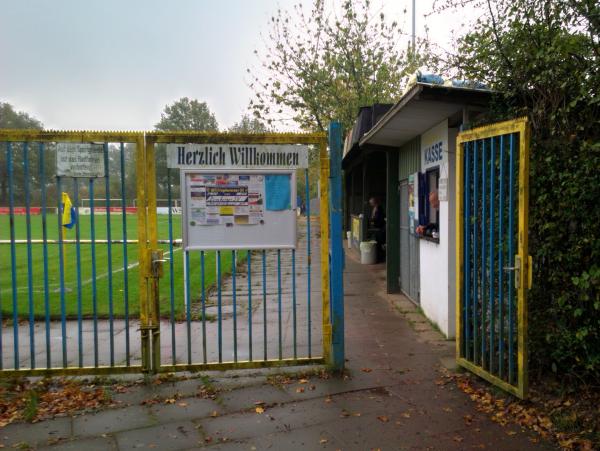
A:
343 80 491 337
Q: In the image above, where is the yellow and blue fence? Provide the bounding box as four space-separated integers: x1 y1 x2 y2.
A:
0 126 345 376
455 118 531 399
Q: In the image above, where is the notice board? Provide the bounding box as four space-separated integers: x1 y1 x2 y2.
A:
181 170 297 250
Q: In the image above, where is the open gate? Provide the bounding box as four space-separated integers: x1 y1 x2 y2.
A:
455 118 531 399
0 125 344 376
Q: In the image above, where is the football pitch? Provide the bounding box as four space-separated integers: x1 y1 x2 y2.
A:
0 213 234 320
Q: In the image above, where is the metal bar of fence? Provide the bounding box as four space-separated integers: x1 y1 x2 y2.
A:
247 250 253 361
40 143 50 369
489 137 496 374
472 140 479 364
498 135 505 379
217 250 222 363
74 179 83 367
24 142 35 369
232 250 238 363
167 168 176 365
103 143 115 366
90 178 99 367
277 249 282 360
0 239 181 245
292 248 297 359
262 249 267 361
481 138 487 369
57 175 68 367
185 250 192 365
464 141 471 360
7 142 19 369
119 142 130 366
508 133 516 384
201 251 207 364
305 169 312 358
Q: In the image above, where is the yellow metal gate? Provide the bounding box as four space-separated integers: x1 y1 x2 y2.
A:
455 118 532 398
0 128 342 376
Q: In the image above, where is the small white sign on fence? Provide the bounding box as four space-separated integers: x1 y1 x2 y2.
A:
56 143 105 178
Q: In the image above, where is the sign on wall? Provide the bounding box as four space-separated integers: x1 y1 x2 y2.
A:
181 170 297 250
56 143 105 178
167 144 309 170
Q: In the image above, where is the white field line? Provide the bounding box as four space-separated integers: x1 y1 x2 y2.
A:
14 247 182 293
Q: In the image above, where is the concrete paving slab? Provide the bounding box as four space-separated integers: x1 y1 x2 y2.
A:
217 384 292 412
115 420 202 450
150 397 222 423
0 417 72 448
39 436 118 451
72 405 155 436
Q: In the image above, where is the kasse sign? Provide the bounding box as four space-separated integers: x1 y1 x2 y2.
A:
167 144 309 169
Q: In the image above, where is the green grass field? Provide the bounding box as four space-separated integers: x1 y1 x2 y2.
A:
0 214 236 319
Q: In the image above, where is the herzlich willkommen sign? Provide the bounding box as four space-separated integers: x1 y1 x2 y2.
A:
167 144 309 169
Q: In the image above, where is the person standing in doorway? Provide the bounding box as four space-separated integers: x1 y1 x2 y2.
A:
368 196 386 262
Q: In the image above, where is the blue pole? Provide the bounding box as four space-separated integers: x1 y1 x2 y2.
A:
56 176 68 368
167 169 176 365
74 179 83 367
292 249 297 359
90 178 98 367
464 141 471 359
498 134 505 379
201 251 207 364
119 142 130 366
277 249 282 360
472 140 479 364
247 250 252 361
217 250 222 363
305 169 312 358
262 249 267 360
7 143 19 369
507 133 516 384
39 143 50 368
328 121 345 370
232 250 238 362
103 143 115 366
489 137 495 373
185 250 191 364
23 142 35 369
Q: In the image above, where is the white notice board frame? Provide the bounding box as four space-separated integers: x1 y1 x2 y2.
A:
181 169 297 251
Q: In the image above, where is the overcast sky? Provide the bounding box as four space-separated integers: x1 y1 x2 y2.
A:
0 0 477 131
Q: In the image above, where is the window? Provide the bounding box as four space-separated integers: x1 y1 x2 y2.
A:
416 168 440 241
426 168 440 230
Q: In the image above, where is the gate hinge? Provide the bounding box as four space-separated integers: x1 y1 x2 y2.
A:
149 249 165 278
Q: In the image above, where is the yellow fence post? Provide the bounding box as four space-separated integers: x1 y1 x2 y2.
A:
135 134 151 373
145 138 161 373
517 119 530 399
319 141 332 364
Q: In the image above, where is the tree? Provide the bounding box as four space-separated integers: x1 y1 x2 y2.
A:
0 102 44 206
154 98 219 199
249 0 432 132
155 97 219 131
228 115 271 133
438 0 600 382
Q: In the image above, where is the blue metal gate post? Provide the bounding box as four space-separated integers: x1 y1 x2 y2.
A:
328 121 345 370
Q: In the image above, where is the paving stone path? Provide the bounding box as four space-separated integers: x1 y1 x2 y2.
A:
0 244 556 450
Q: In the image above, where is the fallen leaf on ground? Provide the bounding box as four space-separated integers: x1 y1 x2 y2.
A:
255 406 265 414
361 368 373 373
377 415 389 423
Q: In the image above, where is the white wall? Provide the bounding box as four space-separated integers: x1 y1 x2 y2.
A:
418 119 457 338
